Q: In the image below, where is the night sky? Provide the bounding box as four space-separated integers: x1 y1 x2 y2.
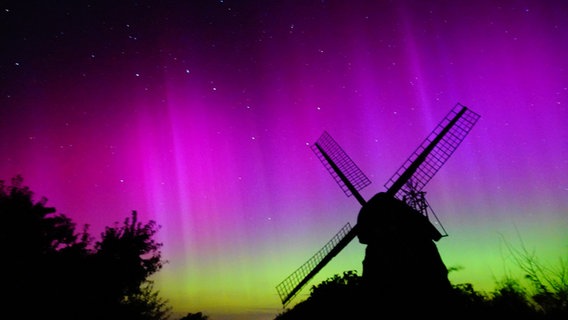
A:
1 1 567 319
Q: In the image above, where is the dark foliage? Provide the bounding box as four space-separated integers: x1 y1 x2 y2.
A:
0 175 172 320
178 312 209 320
275 270 568 320
274 271 366 320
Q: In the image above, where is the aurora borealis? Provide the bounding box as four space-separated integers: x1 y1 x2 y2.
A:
1 1 567 319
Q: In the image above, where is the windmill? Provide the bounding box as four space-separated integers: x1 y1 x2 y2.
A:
275 103 480 307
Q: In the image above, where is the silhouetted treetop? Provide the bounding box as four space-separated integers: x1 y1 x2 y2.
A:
0 174 85 257
94 210 165 297
0 175 171 320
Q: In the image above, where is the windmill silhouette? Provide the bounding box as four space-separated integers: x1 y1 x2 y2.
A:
275 103 480 308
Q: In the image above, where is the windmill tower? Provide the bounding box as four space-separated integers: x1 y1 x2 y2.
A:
275 103 480 308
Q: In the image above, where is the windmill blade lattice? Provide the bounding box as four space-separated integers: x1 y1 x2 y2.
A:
311 131 371 199
384 103 480 200
275 223 356 306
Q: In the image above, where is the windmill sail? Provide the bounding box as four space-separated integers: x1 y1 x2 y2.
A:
384 103 480 199
310 131 371 205
276 133 368 306
275 223 356 306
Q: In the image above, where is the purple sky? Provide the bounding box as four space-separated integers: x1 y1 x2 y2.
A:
1 1 567 319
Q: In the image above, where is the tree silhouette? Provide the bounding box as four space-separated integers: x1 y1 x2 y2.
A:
0 175 90 318
93 211 163 297
178 312 209 320
274 270 366 320
274 268 568 320
489 278 538 319
88 210 170 319
0 175 171 320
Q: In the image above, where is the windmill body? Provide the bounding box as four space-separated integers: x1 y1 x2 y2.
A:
357 192 452 307
276 103 480 308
